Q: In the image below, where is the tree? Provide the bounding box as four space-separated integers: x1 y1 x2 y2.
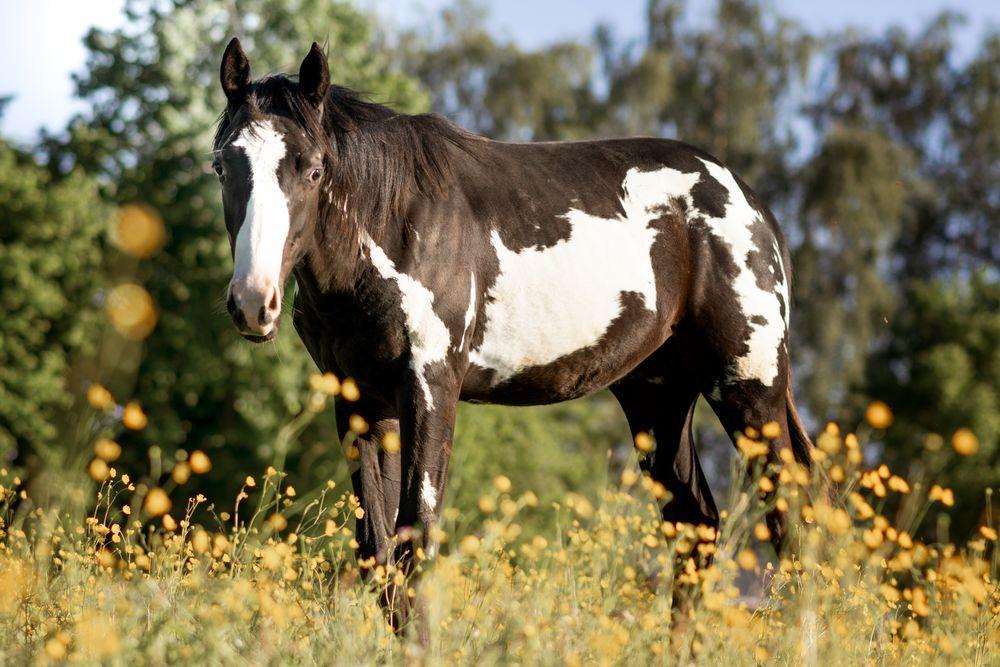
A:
0 140 108 461
392 0 598 141
792 125 910 416
863 275 999 538
797 17 1000 420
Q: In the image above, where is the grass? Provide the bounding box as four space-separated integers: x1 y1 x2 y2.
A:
0 394 997 665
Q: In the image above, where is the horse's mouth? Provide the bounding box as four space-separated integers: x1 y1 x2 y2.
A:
239 329 277 344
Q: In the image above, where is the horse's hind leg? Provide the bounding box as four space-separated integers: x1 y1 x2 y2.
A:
611 377 718 530
705 370 804 550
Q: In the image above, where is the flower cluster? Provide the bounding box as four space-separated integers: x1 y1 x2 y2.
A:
0 408 995 664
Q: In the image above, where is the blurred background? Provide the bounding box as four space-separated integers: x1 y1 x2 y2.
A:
0 0 996 538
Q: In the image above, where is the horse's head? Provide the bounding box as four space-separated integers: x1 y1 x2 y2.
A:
213 38 330 342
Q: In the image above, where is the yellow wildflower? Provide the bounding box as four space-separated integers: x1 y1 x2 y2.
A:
865 401 893 429
308 372 341 395
106 283 157 339
754 523 771 542
87 384 114 410
171 461 191 484
112 203 165 258
341 378 360 401
348 414 368 434
761 421 781 439
88 458 110 482
951 428 979 456
122 401 148 430
493 475 512 493
189 450 212 474
738 549 758 570
381 431 401 454
634 431 655 453
459 535 480 556
144 488 172 516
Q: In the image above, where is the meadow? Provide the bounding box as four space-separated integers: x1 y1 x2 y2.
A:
2 1 998 664
0 372 996 664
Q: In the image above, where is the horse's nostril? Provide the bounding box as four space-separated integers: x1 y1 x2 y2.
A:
228 293 249 329
257 286 280 325
231 307 247 331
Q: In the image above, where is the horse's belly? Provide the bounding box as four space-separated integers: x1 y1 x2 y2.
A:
463 349 653 405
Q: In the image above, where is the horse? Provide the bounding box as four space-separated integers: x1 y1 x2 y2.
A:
212 37 814 606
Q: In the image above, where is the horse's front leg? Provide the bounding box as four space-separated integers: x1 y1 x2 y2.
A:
381 379 458 636
395 380 458 551
335 399 400 565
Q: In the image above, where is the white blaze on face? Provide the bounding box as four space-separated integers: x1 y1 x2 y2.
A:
231 120 289 295
470 166 696 383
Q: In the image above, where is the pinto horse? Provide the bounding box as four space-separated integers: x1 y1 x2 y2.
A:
213 39 813 581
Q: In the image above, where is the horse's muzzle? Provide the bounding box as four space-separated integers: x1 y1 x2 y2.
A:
227 280 281 342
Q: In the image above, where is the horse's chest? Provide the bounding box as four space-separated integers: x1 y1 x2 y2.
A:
293 290 408 391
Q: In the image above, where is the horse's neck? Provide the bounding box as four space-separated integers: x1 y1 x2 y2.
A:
297 217 404 299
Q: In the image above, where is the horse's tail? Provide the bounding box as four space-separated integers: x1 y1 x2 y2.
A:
785 367 814 465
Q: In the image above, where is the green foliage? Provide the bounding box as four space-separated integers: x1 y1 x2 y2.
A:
794 125 911 415
450 395 626 533
394 1 597 140
0 141 108 455
864 275 1000 536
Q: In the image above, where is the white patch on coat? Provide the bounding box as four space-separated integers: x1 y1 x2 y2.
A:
420 471 438 514
470 167 700 383
697 158 787 386
365 237 451 409
772 239 790 328
231 120 289 293
457 274 476 352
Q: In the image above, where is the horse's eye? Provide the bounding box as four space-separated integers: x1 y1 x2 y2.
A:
306 167 323 184
212 161 224 179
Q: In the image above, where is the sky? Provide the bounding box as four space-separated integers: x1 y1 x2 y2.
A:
1 0 998 142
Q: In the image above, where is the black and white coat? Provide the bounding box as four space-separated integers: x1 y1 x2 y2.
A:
213 40 814 576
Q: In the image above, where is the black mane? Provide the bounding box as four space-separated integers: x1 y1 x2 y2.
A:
214 75 482 288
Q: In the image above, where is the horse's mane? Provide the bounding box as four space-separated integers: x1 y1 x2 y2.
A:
213 75 481 288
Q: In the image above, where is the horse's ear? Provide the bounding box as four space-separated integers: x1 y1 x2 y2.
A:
298 42 330 108
220 37 251 109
